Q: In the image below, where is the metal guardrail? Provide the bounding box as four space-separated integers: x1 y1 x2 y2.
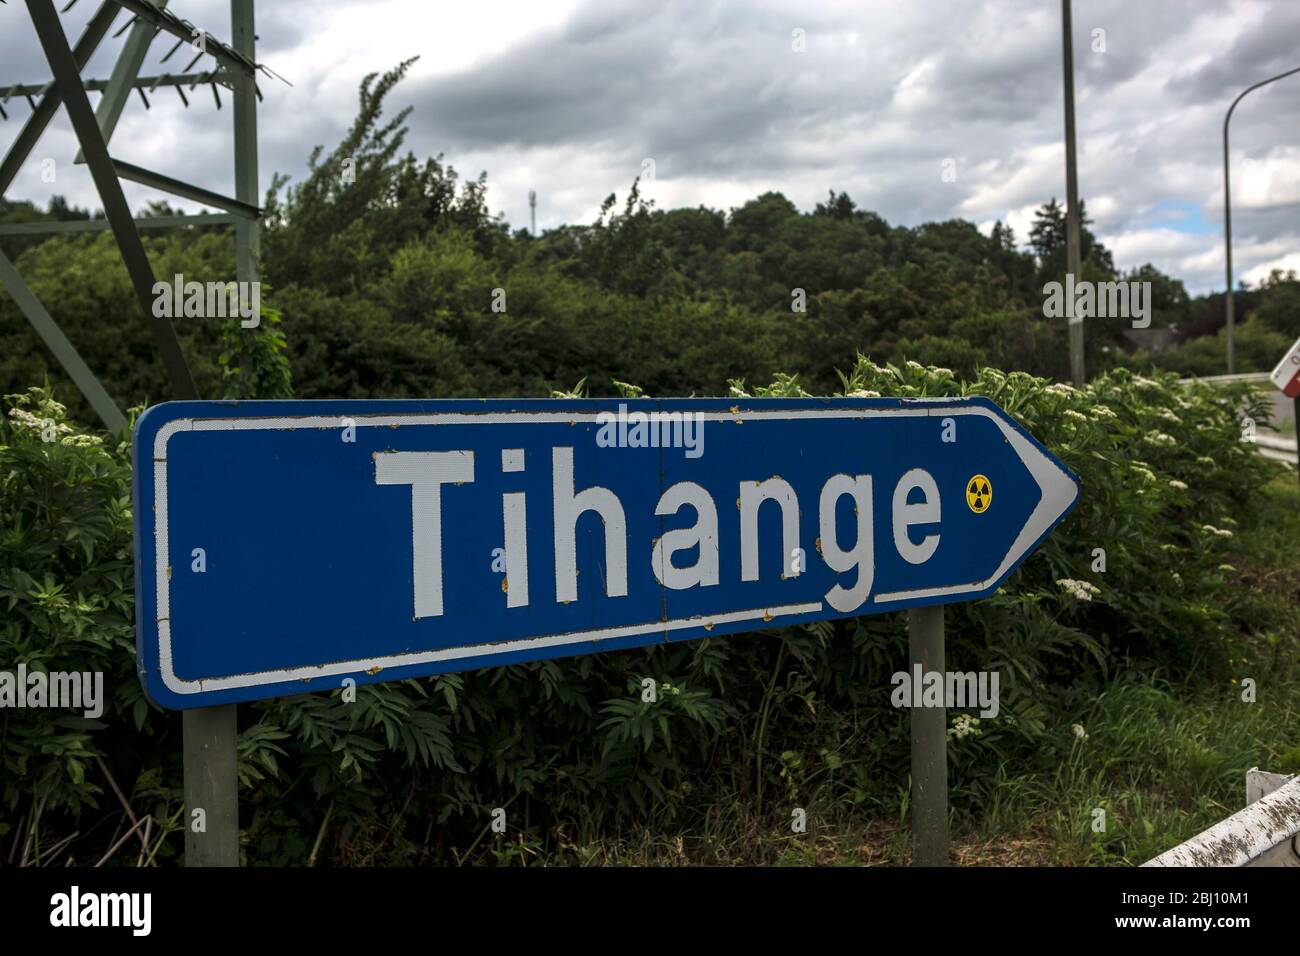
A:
1145 770 1300 867
1177 372 1272 386
1254 433 1298 466
1174 373 1297 464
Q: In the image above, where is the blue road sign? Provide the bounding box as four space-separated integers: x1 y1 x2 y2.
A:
133 397 1080 709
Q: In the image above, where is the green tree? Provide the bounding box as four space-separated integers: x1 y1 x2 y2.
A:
1028 197 1115 284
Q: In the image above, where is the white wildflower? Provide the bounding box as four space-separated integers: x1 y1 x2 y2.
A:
1168 479 1188 490
1131 464 1157 483
7 408 73 436
1071 723 1088 741
1056 578 1100 601
948 713 982 740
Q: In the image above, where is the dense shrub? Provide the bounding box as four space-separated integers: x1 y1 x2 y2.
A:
0 357 1278 864
1114 316 1293 377
0 389 163 863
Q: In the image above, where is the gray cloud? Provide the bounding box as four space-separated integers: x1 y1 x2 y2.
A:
2 0 1298 294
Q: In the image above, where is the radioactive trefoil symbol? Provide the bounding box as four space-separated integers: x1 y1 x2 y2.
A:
966 474 992 513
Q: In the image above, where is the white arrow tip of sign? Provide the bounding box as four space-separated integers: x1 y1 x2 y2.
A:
874 405 1078 605
986 409 1079 584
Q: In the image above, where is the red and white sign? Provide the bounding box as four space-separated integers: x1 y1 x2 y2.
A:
1271 336 1300 398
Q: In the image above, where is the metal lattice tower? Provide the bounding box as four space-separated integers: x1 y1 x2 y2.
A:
0 0 284 429
0 0 285 868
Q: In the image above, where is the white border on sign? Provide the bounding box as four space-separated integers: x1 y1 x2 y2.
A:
151 404 1076 695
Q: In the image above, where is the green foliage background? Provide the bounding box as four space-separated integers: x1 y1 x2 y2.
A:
6 61 1298 427
1 362 1281 864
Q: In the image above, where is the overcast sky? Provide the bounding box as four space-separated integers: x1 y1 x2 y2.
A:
2 0 1298 294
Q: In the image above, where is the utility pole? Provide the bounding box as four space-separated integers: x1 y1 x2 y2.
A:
1222 66 1300 375
1061 0 1084 387
529 190 537 236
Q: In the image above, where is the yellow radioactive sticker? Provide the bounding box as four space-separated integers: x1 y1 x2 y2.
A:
966 474 992 513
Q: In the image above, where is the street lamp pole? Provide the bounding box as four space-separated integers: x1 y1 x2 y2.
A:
1222 66 1300 375
1061 0 1085 387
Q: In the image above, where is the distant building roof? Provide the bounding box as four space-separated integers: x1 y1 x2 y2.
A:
1121 328 1180 353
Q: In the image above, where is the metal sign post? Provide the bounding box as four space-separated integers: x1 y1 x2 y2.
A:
181 703 239 866
908 604 947 866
